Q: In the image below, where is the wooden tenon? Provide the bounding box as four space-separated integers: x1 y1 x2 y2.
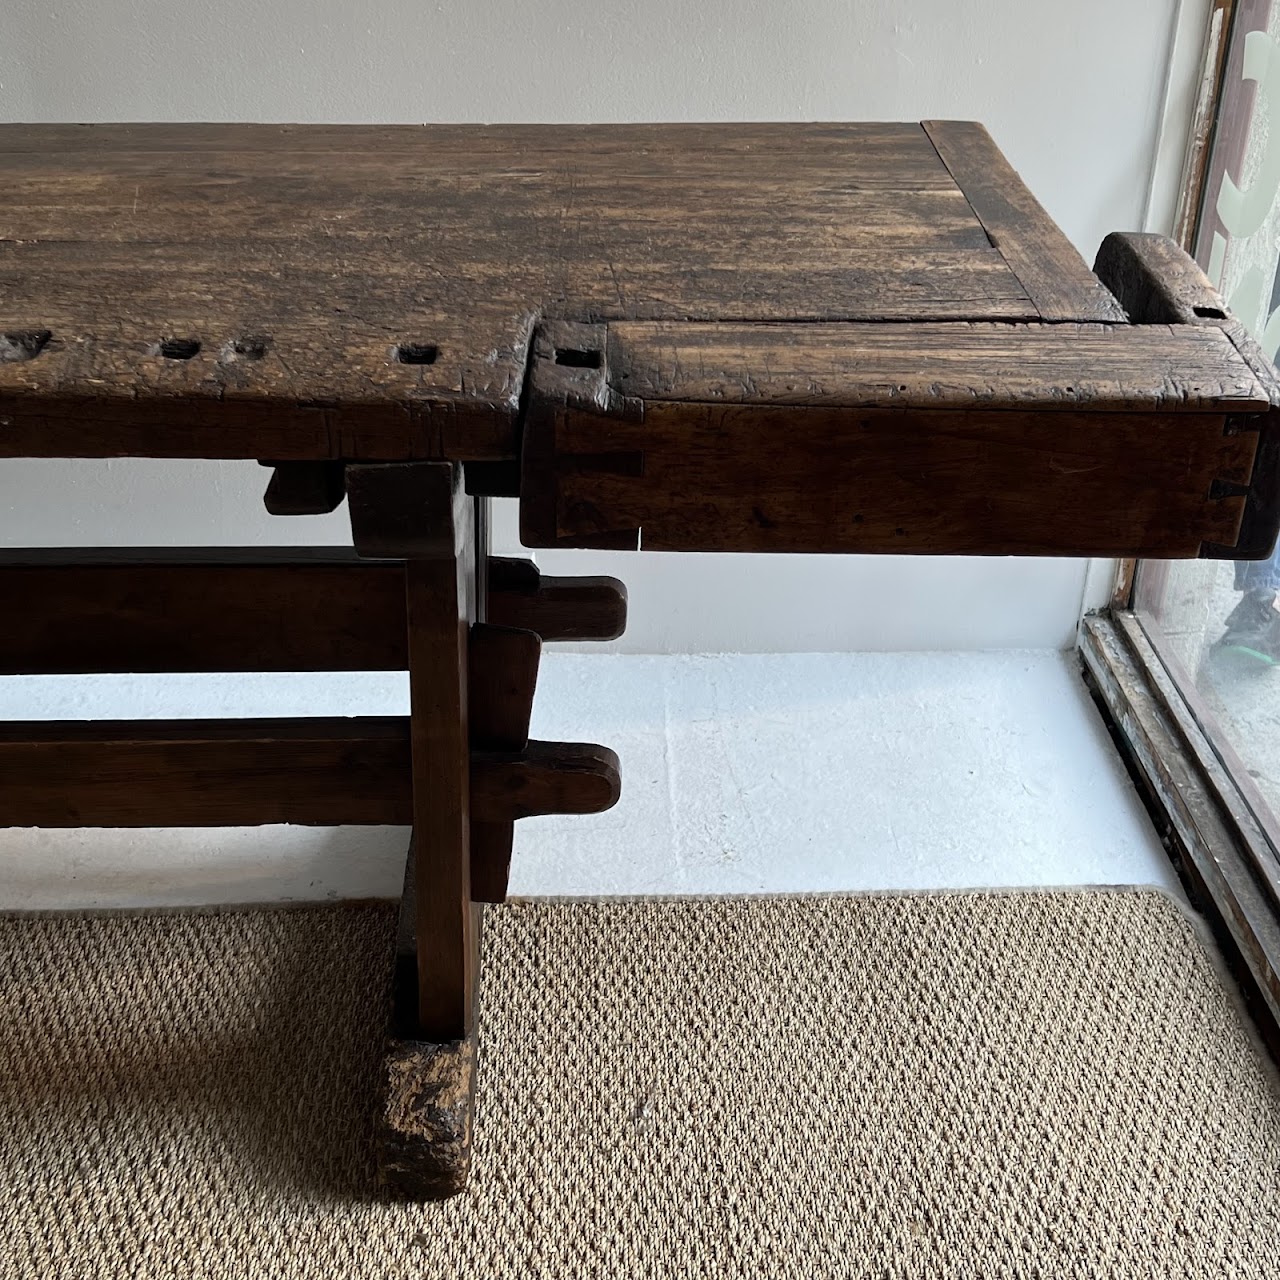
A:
1 121 1277 1198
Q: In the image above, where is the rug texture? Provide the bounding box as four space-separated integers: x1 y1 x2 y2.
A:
1 890 1279 1278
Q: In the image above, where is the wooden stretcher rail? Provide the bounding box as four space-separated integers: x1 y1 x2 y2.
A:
0 550 625 674
0 717 412 826
0 718 620 828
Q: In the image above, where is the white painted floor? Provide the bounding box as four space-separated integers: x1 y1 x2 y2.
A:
0 650 1175 909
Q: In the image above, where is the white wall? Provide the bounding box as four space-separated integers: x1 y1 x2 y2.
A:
0 0 1202 652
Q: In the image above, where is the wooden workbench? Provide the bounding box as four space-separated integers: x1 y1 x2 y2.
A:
1 121 1276 1196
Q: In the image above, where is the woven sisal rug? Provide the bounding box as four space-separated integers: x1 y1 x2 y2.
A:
2 890 1279 1277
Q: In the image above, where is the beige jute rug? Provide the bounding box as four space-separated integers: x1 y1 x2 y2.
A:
2 890 1280 1278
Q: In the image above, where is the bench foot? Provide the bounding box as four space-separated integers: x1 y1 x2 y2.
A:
377 1036 476 1200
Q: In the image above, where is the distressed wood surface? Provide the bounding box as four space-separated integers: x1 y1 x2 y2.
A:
922 120 1127 323
1091 231 1280 561
605 320 1270 410
3 123 1276 559
1 121 1098 462
378 1037 476 1201
519 320 1266 557
471 741 622 823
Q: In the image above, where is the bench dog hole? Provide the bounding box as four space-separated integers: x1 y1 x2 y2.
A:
156 337 201 361
394 342 439 365
555 347 602 369
0 330 52 363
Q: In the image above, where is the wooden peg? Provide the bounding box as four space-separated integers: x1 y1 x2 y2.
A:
471 741 621 822
469 740 621 902
261 460 347 515
487 557 627 642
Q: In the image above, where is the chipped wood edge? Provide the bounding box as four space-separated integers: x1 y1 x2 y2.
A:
377 1036 477 1200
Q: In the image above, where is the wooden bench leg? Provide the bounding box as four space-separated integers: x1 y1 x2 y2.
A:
348 461 482 1199
378 841 480 1199
346 462 623 1199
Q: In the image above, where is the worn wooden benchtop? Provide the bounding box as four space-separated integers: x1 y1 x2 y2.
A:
1 121 1277 559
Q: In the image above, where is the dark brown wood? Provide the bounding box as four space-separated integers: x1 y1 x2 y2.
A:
607 317 1267 410
1092 232 1280 561
0 121 1082 464
0 717 412 826
468 622 541 902
0 548 406 674
520 310 1276 556
0 714 624 829
1093 230 1232 326
3 122 1277 564
468 624 540 752
472 741 621 824
0 548 626 674
486 557 628 643
378 1038 476 1200
922 120 1127 323
347 463 477 1041
521 315 1263 557
262 460 347 515
346 463 468 561
526 403 1258 556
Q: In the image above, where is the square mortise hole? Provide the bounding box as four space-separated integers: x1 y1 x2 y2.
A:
0 329 52 362
156 337 201 360
555 347 602 369
394 342 439 365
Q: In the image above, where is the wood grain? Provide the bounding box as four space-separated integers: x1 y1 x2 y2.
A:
0 717 412 826
523 399 1257 557
922 120 1127 323
486 557 628 642
0 548 407 674
0 122 1048 462
468 622 541 903
0 715 622 830
606 320 1270 411
1092 231 1280 561
471 742 622 824
378 1038 476 1201
407 468 476 1042
0 549 627 674
521 314 1268 557
467 624 541 753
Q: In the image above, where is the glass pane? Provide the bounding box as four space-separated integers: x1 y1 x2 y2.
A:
1134 0 1280 820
